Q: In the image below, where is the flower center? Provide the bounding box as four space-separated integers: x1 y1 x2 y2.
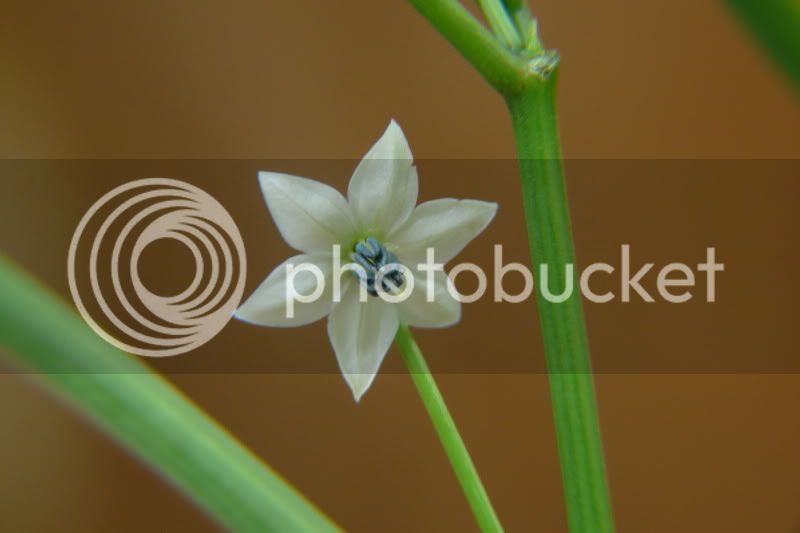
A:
351 237 406 297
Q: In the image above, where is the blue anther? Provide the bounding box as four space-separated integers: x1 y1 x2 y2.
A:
354 241 373 259
351 237 405 297
367 237 382 256
352 253 374 273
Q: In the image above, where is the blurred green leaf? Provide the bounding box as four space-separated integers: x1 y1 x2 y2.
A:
500 0 524 11
0 255 340 532
727 0 800 91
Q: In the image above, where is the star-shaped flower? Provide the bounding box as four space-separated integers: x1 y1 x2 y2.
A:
234 120 497 400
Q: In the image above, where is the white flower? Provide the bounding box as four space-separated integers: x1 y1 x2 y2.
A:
234 120 497 401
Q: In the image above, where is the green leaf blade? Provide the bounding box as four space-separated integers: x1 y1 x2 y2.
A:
727 0 800 91
0 255 340 533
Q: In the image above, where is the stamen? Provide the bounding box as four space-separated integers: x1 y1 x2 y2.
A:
351 237 405 297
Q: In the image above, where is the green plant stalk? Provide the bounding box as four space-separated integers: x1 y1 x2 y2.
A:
0 255 339 533
506 72 614 533
395 325 503 532
407 1 614 531
726 0 800 91
407 0 527 93
476 0 523 50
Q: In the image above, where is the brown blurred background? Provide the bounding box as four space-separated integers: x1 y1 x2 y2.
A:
1 1 799 532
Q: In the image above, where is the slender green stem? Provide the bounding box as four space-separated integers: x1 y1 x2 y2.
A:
726 0 800 90
505 72 615 533
407 0 527 93
476 0 523 50
395 325 503 533
498 0 544 55
0 255 339 532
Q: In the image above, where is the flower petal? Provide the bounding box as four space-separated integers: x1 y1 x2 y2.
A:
389 199 498 264
327 284 399 401
347 120 418 235
259 172 357 252
398 270 461 328
234 254 333 327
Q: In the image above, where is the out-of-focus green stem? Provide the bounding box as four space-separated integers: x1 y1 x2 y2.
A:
0 255 339 533
395 325 503 532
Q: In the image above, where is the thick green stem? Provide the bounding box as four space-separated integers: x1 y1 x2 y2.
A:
0 255 339 532
505 72 615 533
407 1 615 530
395 325 503 533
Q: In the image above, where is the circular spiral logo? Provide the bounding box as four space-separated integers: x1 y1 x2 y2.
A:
68 178 247 357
